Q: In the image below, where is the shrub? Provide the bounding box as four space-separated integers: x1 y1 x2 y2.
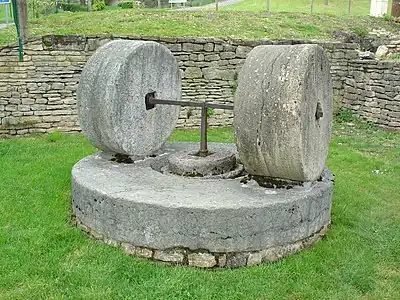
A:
336 108 356 123
118 1 133 9
118 1 145 9
59 2 88 12
93 0 106 11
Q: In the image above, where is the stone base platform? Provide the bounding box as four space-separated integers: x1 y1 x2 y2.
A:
71 142 334 268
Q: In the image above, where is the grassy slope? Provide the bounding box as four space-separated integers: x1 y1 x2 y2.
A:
225 0 370 16
0 8 398 46
0 123 399 299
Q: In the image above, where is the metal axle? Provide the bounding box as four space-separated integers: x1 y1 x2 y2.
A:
145 92 234 157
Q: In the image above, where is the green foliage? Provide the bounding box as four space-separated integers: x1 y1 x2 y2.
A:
388 53 400 60
189 0 215 7
59 2 88 12
28 0 54 17
336 108 356 123
118 1 133 9
118 1 145 9
226 0 371 16
351 26 369 37
46 131 64 143
0 9 399 46
207 107 215 117
382 13 394 22
93 0 106 11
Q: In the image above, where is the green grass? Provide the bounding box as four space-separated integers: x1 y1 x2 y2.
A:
225 0 371 16
0 9 398 46
1 121 399 299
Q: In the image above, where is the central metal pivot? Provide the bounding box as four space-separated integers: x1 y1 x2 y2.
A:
145 92 234 157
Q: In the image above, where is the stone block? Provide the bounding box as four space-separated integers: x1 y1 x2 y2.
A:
220 52 236 60
225 253 248 268
52 83 64 90
214 44 224 52
154 249 184 263
235 46 252 58
184 67 202 79
165 43 182 52
204 54 220 61
182 43 203 52
204 43 214 52
2 116 19 125
202 67 219 80
188 252 217 268
247 252 262 266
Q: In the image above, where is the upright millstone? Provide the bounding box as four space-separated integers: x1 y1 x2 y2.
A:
77 40 181 157
234 45 333 182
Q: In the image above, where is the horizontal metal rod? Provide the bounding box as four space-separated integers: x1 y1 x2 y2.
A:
149 98 234 110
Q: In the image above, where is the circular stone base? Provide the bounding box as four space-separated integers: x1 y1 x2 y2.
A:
167 149 236 176
71 142 334 268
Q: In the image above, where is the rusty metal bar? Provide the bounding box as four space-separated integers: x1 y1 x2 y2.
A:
145 93 233 157
146 96 234 111
199 103 208 157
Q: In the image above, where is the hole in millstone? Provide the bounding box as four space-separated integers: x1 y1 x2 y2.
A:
110 153 134 164
315 102 323 120
145 91 156 110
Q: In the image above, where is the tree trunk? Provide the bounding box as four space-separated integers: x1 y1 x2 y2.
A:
87 0 92 11
17 0 28 42
158 0 161 8
324 0 328 5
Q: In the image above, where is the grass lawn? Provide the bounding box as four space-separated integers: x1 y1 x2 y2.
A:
225 0 371 16
0 120 399 299
0 8 399 47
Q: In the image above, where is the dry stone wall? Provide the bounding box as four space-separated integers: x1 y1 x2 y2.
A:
0 35 398 136
342 60 400 128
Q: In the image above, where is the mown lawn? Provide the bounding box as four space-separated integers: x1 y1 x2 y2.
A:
0 8 398 47
225 0 371 16
0 121 399 299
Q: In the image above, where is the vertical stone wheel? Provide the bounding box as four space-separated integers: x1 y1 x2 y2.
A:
234 45 333 182
77 40 181 156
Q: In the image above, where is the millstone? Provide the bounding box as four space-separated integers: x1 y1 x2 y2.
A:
234 44 333 182
167 150 237 177
77 40 181 156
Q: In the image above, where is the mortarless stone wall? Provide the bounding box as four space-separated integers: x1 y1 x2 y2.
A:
0 35 398 136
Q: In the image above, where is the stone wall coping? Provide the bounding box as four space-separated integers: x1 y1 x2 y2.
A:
0 34 360 52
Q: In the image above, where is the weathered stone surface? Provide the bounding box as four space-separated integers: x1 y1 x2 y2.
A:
135 247 153 259
376 45 389 59
188 252 217 268
184 67 202 78
226 253 248 268
236 46 251 58
72 142 334 253
154 250 184 263
121 242 136 255
234 45 333 182
77 40 181 156
167 149 236 176
247 252 262 266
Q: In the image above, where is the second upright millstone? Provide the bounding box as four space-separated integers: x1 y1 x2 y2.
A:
234 44 333 182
